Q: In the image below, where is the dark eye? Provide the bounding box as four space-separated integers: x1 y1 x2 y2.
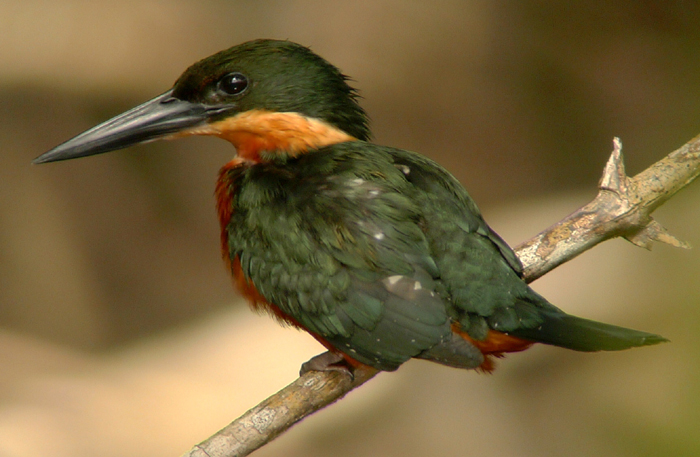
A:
218 73 249 95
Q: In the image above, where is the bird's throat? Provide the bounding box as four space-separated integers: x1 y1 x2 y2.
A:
180 109 356 162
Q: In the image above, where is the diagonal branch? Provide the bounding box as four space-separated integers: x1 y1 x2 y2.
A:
181 135 700 457
517 136 697 281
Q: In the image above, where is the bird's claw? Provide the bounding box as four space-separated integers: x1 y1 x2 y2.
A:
300 351 354 380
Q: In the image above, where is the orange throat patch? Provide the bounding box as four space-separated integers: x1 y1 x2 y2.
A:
177 109 356 162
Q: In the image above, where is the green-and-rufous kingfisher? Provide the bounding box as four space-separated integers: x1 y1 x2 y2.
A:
35 39 666 374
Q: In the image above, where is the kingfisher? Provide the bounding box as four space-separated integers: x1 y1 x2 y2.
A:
35 39 666 374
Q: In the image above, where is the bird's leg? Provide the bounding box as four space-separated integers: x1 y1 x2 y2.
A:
300 351 354 379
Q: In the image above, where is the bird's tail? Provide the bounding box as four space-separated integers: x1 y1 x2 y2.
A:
507 310 668 352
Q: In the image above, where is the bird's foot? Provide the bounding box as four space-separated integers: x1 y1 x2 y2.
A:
300 351 354 380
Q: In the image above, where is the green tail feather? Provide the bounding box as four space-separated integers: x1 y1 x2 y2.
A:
508 311 668 352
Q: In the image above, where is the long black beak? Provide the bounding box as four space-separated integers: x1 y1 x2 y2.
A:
33 90 232 164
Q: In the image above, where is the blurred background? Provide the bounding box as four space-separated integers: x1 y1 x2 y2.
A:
2 1 700 456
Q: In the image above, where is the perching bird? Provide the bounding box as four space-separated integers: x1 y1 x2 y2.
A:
35 39 666 374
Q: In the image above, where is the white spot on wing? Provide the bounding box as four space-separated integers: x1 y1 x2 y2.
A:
413 281 422 291
374 231 385 240
396 164 410 175
385 275 403 286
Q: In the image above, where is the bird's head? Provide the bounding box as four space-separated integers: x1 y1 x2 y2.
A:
34 39 369 164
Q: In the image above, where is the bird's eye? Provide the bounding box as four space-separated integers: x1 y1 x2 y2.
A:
218 73 249 95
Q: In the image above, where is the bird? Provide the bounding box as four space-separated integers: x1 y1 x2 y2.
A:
35 39 666 374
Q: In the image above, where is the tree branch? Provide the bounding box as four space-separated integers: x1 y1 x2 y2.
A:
517 136 696 281
181 135 700 457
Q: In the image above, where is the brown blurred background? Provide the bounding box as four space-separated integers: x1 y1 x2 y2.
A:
2 1 700 456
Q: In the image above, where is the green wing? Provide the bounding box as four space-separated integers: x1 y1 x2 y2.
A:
386 149 550 338
388 148 666 350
